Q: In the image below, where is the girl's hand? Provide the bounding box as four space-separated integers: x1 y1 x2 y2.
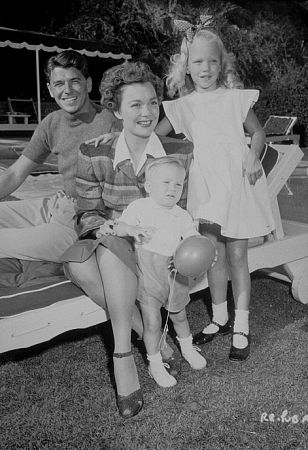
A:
96 220 116 238
85 131 120 147
243 149 264 185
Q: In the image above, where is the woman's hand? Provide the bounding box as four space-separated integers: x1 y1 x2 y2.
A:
243 149 264 185
85 131 120 147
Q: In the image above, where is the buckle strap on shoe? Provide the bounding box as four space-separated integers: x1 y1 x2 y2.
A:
211 320 225 328
232 331 249 338
192 344 201 353
113 351 132 358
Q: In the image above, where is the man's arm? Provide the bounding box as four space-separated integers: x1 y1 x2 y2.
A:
0 155 38 199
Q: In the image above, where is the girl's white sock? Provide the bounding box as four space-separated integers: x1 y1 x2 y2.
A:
202 301 228 334
233 309 249 348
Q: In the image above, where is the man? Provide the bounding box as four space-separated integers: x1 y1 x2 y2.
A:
0 50 121 262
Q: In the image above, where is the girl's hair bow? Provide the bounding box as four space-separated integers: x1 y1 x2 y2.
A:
174 15 215 42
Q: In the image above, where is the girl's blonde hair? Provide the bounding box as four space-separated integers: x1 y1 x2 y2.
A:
166 29 243 98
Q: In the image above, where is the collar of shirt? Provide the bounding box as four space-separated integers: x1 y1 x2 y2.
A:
113 131 167 174
147 197 181 218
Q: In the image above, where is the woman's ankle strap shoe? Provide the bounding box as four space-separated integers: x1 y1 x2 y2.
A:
113 352 143 419
193 320 232 345
116 388 144 419
229 332 251 362
113 351 132 358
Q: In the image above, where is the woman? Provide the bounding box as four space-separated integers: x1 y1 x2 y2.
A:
62 61 193 418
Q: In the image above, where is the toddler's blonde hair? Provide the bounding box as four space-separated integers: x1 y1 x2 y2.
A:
145 156 185 180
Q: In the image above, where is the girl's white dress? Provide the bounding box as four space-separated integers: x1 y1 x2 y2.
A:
163 88 275 239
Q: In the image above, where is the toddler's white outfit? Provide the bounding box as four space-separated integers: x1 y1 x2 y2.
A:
120 197 198 311
163 88 275 239
120 197 207 386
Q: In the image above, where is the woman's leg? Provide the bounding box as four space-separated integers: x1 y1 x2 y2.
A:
67 254 107 309
96 246 140 397
67 254 143 338
226 238 250 350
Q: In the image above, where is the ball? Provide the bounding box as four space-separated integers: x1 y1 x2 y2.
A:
173 235 216 277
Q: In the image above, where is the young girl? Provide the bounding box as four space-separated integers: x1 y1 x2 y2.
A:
155 23 275 361
87 23 275 362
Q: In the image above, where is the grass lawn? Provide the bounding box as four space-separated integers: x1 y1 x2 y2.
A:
0 171 308 450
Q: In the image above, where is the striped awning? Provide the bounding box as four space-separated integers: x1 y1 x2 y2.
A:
0 26 131 60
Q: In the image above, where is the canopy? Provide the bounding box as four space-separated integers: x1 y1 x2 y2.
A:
0 27 131 123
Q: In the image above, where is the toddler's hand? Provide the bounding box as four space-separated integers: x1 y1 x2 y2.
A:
96 220 115 238
168 257 175 271
85 132 119 147
243 150 264 185
131 226 157 244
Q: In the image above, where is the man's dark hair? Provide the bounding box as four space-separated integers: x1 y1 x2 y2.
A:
44 50 89 82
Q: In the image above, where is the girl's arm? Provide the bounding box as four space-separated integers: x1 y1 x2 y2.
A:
243 109 266 185
155 116 173 136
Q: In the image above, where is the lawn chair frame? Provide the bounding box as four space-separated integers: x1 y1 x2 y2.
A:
264 115 299 145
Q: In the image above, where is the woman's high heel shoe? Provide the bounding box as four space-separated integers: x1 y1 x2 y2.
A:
113 351 144 419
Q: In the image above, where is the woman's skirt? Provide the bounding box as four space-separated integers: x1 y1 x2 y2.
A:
61 236 137 275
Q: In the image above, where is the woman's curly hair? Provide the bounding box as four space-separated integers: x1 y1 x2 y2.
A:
99 61 164 111
166 29 243 98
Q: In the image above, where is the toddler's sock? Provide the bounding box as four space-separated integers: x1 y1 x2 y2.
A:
202 301 228 334
176 335 207 370
147 352 177 388
233 309 249 349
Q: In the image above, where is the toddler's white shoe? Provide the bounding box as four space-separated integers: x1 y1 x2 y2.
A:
147 352 177 388
177 335 207 370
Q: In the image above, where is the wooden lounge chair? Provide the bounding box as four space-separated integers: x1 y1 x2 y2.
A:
264 115 299 145
0 143 307 354
0 98 38 131
7 97 38 124
247 116 300 195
